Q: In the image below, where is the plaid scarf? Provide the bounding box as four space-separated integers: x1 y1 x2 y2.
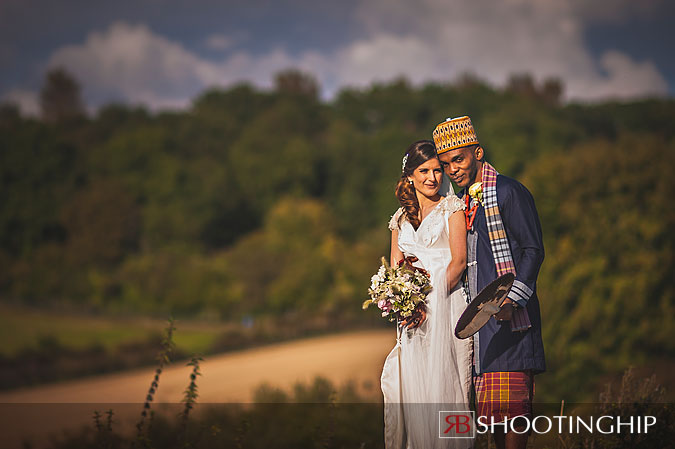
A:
482 162 531 332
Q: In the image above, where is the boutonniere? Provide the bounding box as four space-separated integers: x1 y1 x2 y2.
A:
464 182 483 231
468 182 483 206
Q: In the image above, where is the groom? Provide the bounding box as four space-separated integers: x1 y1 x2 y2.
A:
433 116 546 449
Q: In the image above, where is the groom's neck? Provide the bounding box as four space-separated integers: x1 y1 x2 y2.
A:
472 160 484 185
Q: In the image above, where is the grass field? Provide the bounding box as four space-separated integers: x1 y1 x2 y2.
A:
0 303 382 390
0 303 223 357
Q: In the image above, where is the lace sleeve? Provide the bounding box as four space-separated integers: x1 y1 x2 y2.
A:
388 208 404 231
439 194 465 215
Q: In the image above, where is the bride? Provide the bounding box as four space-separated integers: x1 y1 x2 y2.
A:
381 140 473 449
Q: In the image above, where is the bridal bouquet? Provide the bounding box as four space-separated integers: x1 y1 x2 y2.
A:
363 257 432 322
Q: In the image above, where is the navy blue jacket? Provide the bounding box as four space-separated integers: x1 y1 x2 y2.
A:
461 174 546 374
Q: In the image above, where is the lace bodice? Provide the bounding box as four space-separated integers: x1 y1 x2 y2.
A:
388 194 464 230
388 194 465 256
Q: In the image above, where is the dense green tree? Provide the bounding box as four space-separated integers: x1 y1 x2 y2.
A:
274 69 320 99
522 133 675 400
0 120 82 257
60 178 141 267
0 103 21 127
223 197 384 321
39 67 85 123
227 96 326 215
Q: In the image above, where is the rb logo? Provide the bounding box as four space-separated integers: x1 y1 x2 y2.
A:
439 411 475 439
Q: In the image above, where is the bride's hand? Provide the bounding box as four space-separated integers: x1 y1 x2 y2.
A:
399 255 430 278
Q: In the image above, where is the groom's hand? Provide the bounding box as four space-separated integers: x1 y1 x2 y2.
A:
494 300 514 322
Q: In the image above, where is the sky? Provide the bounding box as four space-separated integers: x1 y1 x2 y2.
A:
2 0 674 114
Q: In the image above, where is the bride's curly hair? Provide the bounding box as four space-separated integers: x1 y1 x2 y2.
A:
395 140 439 230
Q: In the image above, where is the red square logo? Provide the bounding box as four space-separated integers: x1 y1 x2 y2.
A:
439 411 476 439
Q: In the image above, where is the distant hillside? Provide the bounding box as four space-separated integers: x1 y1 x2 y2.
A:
1 74 673 401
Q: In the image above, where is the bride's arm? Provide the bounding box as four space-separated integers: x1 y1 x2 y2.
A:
390 229 404 267
446 211 467 292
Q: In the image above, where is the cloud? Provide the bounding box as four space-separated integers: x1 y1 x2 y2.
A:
26 0 669 112
204 34 234 51
347 0 669 101
47 22 213 109
45 22 299 109
2 88 39 116
582 50 669 100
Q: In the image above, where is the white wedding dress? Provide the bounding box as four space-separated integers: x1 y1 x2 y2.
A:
381 194 474 449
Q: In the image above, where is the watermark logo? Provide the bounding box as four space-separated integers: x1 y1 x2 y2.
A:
439 411 476 439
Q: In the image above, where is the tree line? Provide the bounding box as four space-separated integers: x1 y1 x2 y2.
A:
1 68 673 400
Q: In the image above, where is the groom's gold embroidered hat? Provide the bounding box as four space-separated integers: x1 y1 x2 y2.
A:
433 116 479 154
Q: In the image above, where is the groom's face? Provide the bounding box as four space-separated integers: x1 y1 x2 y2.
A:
438 145 482 188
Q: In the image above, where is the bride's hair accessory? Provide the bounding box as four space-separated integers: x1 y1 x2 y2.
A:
401 153 409 173
432 116 479 154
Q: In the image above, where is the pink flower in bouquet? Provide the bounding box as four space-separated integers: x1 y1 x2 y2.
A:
378 298 392 312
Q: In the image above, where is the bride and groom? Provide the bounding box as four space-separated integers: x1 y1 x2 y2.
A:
380 116 546 449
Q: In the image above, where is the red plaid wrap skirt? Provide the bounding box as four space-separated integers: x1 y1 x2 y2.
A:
474 370 534 422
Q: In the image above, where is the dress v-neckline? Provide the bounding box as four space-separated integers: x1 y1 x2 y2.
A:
413 196 444 232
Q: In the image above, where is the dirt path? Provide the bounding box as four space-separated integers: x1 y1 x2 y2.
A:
0 329 395 448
